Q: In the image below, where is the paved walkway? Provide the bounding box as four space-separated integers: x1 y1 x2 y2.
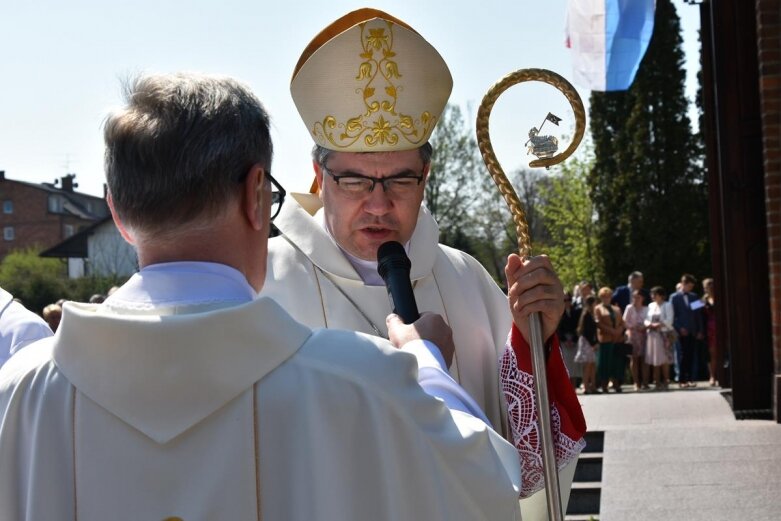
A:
580 386 781 520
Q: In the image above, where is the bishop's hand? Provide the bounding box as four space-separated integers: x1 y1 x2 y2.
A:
505 253 565 345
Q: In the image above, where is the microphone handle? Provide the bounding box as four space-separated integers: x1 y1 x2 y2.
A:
385 270 420 324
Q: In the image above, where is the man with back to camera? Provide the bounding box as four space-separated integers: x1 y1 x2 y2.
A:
0 73 524 520
260 8 587 513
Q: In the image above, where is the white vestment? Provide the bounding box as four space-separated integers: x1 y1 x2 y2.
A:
264 194 512 430
0 262 522 520
0 287 52 368
262 195 585 517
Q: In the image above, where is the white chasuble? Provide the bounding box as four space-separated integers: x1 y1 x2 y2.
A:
0 294 522 520
263 194 512 434
262 194 587 519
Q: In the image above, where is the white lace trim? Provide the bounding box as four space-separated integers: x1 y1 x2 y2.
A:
500 343 586 497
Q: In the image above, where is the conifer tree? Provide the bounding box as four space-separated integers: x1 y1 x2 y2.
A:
588 0 709 289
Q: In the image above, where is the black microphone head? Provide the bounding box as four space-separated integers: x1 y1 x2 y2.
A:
377 240 406 261
377 241 410 280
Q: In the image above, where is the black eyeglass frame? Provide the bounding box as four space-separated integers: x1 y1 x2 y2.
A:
322 167 425 195
265 171 286 221
240 168 286 221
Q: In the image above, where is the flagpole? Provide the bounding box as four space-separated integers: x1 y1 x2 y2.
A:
538 116 548 133
476 68 586 521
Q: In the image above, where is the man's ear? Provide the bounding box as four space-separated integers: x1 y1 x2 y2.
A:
422 162 431 183
243 164 266 231
106 193 135 245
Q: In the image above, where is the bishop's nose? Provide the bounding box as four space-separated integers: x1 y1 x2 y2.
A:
362 184 393 215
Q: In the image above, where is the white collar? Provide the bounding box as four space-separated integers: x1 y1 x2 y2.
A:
105 261 256 312
314 209 411 286
273 193 439 282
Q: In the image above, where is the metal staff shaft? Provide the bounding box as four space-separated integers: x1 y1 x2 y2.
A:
529 312 563 520
476 68 586 521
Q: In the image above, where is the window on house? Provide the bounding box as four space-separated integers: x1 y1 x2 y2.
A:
64 224 75 238
48 195 62 213
3 227 14 241
3 200 12 214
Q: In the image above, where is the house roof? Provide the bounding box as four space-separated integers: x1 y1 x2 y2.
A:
39 217 111 258
2 177 108 220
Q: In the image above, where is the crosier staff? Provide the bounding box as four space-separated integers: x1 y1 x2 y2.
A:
476 68 586 521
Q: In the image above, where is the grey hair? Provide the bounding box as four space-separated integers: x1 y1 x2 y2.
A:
628 271 643 282
104 73 272 236
311 141 434 168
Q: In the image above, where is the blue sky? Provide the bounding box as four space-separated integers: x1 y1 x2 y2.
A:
0 0 701 197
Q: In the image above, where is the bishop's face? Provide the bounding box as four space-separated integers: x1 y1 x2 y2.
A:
315 149 429 261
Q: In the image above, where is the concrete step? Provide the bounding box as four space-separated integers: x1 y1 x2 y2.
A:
566 430 603 517
566 482 601 516
573 452 603 482
582 430 604 453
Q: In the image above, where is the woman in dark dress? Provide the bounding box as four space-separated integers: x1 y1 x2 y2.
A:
702 278 719 386
575 296 598 394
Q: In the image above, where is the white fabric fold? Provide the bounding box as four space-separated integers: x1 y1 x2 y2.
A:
53 297 310 443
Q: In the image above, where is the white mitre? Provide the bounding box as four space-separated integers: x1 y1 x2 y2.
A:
290 8 453 154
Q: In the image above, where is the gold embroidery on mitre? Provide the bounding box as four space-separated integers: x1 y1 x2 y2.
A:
312 21 435 150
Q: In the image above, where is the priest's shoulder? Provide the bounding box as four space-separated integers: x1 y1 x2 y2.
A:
296 328 418 388
0 337 60 397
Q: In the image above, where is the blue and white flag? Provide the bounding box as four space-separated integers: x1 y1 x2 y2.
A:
566 0 655 91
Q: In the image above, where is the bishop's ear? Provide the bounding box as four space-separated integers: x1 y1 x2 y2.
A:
312 161 324 197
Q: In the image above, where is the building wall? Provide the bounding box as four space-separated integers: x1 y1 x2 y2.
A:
704 0 774 418
0 179 103 258
87 222 137 277
0 182 60 257
756 0 781 421
68 258 86 279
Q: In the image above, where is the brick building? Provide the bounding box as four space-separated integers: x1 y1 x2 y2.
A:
0 171 109 259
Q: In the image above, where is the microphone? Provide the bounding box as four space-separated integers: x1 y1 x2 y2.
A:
377 241 420 324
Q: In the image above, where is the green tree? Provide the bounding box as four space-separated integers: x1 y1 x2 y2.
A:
540 153 605 290
0 249 129 315
471 188 515 285
0 249 66 315
425 103 557 287
426 103 483 253
511 168 551 247
588 0 709 289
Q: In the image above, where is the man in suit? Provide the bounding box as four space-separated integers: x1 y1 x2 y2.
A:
670 273 704 387
612 271 650 312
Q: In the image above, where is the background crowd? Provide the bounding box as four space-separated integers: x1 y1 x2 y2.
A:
558 271 720 394
7 272 722 396
35 289 115 334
